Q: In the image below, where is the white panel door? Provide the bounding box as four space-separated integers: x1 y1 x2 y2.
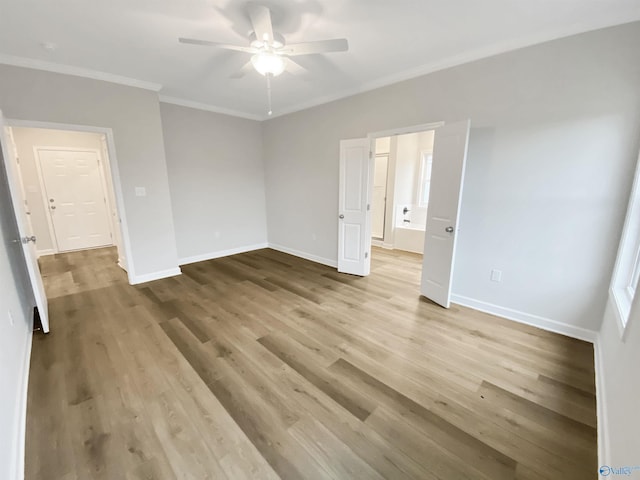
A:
338 138 371 276
0 113 50 332
421 120 471 308
37 149 113 252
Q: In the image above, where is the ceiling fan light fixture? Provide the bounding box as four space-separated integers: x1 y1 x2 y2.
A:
251 52 285 76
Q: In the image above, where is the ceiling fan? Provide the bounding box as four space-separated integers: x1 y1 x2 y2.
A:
179 4 349 115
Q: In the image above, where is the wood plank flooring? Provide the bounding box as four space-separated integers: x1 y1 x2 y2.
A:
26 246 597 479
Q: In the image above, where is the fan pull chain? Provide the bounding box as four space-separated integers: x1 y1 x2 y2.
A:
266 73 273 116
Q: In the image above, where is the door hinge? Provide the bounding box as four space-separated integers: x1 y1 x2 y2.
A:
367 204 370 211
369 151 373 159
365 252 369 259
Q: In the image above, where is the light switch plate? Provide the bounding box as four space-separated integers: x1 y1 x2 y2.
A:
490 269 502 282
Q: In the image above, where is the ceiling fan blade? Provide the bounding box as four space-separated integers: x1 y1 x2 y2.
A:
281 38 349 56
229 61 255 79
284 58 309 76
248 4 274 44
179 37 257 54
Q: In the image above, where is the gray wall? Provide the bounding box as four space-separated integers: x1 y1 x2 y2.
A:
262 22 640 332
160 103 268 262
0 138 35 480
0 65 179 279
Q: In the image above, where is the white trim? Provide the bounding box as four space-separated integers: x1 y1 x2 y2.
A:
178 243 268 265
450 294 598 343
265 18 640 120
5 119 137 285
0 54 162 92
2 19 636 122
609 150 640 339
371 239 384 247
369 122 444 140
159 96 263 122
130 267 182 285
268 243 338 268
12 324 33 480
36 248 55 258
594 334 610 467
6 128 36 239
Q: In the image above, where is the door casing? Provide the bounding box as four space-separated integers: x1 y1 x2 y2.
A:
5 118 135 284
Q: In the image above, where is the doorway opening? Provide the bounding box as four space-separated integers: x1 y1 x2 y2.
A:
371 129 435 255
338 120 470 308
7 126 127 269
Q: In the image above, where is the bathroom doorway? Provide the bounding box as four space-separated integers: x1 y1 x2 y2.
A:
371 129 436 254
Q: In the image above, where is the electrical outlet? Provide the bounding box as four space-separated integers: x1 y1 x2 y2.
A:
215 231 221 239
490 269 502 282
135 186 146 197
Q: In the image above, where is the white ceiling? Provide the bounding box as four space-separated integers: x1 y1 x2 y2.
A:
1 0 639 120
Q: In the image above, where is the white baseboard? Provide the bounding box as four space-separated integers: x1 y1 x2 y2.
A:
130 267 182 285
371 239 384 247
36 248 55 258
450 294 598 343
594 335 609 467
268 243 338 268
13 323 33 480
178 243 269 266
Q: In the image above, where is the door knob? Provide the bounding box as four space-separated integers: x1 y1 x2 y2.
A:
339 214 345 219
21 236 36 244
445 226 454 233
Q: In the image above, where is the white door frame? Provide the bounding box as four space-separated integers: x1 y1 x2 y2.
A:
32 146 115 253
366 121 445 255
6 128 36 239
5 119 135 284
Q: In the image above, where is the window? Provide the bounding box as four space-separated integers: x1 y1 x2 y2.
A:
610 152 640 337
418 152 433 207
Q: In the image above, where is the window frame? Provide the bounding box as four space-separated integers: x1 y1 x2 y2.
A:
610 151 640 339
417 151 433 208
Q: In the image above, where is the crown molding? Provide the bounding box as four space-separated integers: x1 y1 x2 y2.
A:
158 96 264 121
265 18 640 120
0 54 162 92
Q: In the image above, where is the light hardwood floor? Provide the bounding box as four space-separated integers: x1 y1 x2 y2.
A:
27 246 597 479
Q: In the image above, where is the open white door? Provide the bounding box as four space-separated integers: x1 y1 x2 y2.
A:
338 138 371 276
0 112 50 332
421 120 470 308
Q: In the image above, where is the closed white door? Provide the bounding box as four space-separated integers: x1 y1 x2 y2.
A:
37 149 113 252
0 113 50 332
421 120 471 308
338 138 371 276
